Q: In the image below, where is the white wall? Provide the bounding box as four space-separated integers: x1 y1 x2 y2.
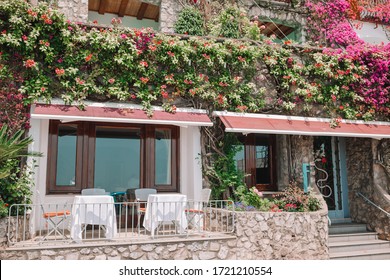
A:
28 118 204 229
353 21 390 45
179 126 203 201
88 11 159 30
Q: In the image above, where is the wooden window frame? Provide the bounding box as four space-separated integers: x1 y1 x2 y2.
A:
240 134 277 191
47 120 179 194
47 121 84 194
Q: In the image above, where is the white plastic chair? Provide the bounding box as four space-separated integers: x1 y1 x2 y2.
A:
81 188 106 195
185 188 211 231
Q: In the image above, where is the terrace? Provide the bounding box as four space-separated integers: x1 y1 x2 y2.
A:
6 198 234 249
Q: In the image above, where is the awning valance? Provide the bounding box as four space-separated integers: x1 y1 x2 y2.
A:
214 112 390 139
31 102 213 127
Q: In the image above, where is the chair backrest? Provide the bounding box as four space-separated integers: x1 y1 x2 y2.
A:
81 188 106 196
134 188 157 202
201 188 211 204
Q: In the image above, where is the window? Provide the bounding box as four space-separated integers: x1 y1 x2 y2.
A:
47 121 179 194
233 134 277 191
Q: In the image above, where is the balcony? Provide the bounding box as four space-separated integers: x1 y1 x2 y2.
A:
6 199 234 248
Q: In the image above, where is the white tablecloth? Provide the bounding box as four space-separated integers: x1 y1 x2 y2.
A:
143 194 188 237
70 195 117 241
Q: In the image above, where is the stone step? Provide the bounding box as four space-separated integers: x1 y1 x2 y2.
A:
329 218 352 225
329 239 390 254
329 223 368 234
330 248 390 260
329 232 378 243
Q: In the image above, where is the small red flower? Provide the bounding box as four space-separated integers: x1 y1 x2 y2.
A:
202 53 210 60
108 78 115 84
148 45 157 51
167 51 175 57
24 59 36 68
139 61 148 67
85 54 93 62
321 157 327 164
237 56 245 62
55 68 65 76
140 77 149 84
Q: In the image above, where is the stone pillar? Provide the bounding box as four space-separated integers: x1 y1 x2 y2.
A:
159 0 183 33
345 138 374 221
289 135 314 186
57 0 88 23
276 135 290 189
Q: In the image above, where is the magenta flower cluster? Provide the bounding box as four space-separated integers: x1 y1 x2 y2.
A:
306 0 390 119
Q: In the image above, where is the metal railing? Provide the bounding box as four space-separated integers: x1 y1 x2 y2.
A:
7 200 234 246
356 192 390 218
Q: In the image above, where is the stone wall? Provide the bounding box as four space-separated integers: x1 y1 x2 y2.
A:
57 0 88 23
346 138 390 240
0 216 32 247
1 208 328 260
234 209 328 259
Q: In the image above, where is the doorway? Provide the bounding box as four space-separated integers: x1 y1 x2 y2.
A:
313 136 350 219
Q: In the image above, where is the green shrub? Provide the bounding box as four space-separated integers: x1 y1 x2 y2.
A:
0 159 35 217
174 6 205 36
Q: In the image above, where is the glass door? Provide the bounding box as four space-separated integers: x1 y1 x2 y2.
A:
313 137 349 219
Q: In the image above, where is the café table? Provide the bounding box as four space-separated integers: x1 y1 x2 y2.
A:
70 195 117 241
143 193 188 237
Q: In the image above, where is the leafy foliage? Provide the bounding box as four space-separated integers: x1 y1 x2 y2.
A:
232 181 321 212
0 125 41 180
209 133 246 200
273 181 321 212
174 6 205 36
234 185 272 211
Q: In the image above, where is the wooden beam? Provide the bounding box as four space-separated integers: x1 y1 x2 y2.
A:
98 0 109 15
154 11 160 22
118 0 130 18
137 3 149 20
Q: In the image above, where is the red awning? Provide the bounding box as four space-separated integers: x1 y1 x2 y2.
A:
215 112 390 139
31 103 213 127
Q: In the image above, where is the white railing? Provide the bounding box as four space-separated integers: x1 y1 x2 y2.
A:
7 200 234 246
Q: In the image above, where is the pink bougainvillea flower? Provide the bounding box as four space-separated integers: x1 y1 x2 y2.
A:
55 68 65 76
140 77 149 84
148 45 157 51
139 61 148 67
108 78 115 84
24 59 36 68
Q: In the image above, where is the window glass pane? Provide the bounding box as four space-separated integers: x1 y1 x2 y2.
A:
255 136 270 184
155 129 172 185
56 124 77 186
94 127 141 193
233 144 245 172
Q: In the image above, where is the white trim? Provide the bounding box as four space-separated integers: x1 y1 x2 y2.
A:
213 111 390 126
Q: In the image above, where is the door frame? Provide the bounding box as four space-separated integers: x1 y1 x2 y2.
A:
328 137 350 219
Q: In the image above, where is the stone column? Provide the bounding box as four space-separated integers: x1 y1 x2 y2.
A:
159 0 183 33
57 0 89 23
289 135 314 186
